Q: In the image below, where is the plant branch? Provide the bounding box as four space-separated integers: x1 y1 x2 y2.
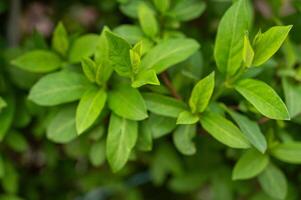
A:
160 72 182 100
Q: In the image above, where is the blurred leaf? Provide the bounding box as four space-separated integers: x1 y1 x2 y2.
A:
173 124 196 155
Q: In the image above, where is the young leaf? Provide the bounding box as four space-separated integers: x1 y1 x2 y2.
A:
89 141 106 167
81 57 96 82
138 3 158 38
142 92 187 118
105 30 132 77
29 71 90 106
214 0 252 76
108 86 147 120
282 78 301 118
235 78 290 120
173 124 196 155
200 112 251 149
137 120 153 151
132 69 160 88
106 113 138 172
253 25 293 67
243 33 254 67
11 50 62 73
232 149 269 180
114 25 144 44
47 106 78 144
168 0 206 21
76 87 107 134
153 0 170 14
189 72 215 113
140 38 199 73
176 110 199 125
271 142 301 164
51 22 69 56
69 34 99 63
226 109 267 153
258 164 287 200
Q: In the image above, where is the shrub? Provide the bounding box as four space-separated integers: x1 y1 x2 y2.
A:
1 0 301 199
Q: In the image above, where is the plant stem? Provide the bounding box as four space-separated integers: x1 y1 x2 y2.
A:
160 72 182 100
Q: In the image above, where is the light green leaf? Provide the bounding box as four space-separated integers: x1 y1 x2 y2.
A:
51 22 69 56
142 92 187 118
153 0 170 13
29 71 90 106
76 87 107 134
282 78 301 118
105 30 132 77
89 141 106 167
258 164 287 200
235 78 290 120
168 0 206 21
253 25 293 67
69 34 99 63
176 110 199 125
81 57 96 82
138 3 158 38
0 95 15 141
106 113 138 172
200 112 250 149
271 142 301 164
148 114 177 139
108 86 147 120
47 106 77 143
243 33 254 67
226 109 267 153
132 69 160 88
114 25 144 44
214 0 252 76
189 72 215 113
173 124 196 155
11 50 62 73
137 120 153 151
232 149 269 180
141 38 200 73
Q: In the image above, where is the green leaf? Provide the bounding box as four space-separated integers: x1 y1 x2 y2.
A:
253 25 293 67
258 164 287 200
114 25 144 44
108 86 147 120
106 113 138 172
6 131 29 153
138 3 158 38
0 95 15 141
132 69 160 88
168 0 206 21
0 155 4 179
189 72 215 113
271 142 301 164
243 33 254 67
0 97 6 111
69 34 99 63
282 78 301 118
232 149 269 180
51 22 69 56
137 120 153 151
89 141 106 167
105 30 132 77
29 70 90 106
153 0 170 13
81 57 96 82
214 0 252 76
11 50 62 73
141 38 200 73
47 106 78 144
226 109 267 153
176 110 199 125
76 87 107 134
173 124 196 155
142 92 187 118
235 78 290 120
200 112 250 149
148 114 177 139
